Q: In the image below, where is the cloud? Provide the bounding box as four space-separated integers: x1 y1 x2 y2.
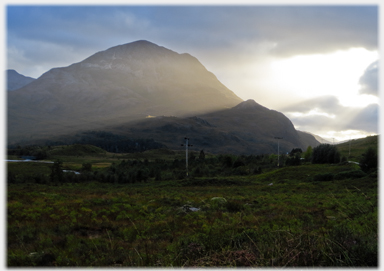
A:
288 113 335 133
7 5 378 77
346 103 378 133
6 6 157 76
282 95 346 133
282 95 378 135
259 6 378 57
281 95 345 115
149 6 378 60
358 60 378 96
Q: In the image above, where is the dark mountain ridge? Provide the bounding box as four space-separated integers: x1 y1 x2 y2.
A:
98 99 319 155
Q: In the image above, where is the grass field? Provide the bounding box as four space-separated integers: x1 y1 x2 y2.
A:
336 135 378 162
7 151 378 267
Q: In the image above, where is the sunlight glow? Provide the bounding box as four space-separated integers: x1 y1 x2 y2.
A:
288 109 336 119
323 130 374 142
270 48 378 108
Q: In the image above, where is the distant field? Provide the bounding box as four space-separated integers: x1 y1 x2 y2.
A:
7 164 377 267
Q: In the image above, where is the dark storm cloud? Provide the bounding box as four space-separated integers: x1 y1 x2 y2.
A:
358 60 378 96
7 5 378 71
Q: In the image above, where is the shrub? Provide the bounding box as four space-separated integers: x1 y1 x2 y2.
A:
221 155 233 168
232 166 248 176
233 158 245 168
285 154 301 166
224 200 244 213
313 173 334 182
81 163 92 172
334 170 366 180
359 147 377 173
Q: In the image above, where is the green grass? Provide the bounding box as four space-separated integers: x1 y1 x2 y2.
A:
336 135 378 161
7 138 378 267
7 163 377 267
47 144 107 156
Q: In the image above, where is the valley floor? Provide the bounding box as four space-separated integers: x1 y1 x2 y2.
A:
7 163 378 267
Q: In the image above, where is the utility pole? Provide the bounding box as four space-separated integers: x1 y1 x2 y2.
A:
274 137 283 167
181 137 193 177
349 137 351 157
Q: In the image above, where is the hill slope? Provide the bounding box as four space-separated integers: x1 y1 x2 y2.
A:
336 135 378 161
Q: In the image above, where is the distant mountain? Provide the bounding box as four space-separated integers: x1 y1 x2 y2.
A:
7 40 242 143
299 131 332 144
6 69 35 91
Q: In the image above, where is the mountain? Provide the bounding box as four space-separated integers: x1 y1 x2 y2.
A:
7 69 35 91
7 40 319 154
7 40 242 143
299 131 332 144
62 99 318 155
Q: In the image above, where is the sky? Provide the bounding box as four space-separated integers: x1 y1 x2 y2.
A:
4 1 381 142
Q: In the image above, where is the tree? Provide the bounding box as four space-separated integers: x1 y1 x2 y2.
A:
189 152 196 161
289 148 302 157
304 146 313 161
50 160 63 183
312 144 340 164
199 150 205 161
359 147 377 173
221 155 233 168
286 153 301 166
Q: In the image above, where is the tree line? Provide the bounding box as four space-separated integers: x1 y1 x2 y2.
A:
7 143 377 185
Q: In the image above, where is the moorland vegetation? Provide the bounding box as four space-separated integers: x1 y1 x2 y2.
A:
7 136 378 267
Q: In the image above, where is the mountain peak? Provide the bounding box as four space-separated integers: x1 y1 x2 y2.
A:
80 40 178 68
114 40 164 51
126 40 158 46
233 99 268 110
